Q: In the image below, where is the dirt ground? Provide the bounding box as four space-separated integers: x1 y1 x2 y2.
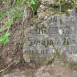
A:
0 14 77 77
0 0 77 77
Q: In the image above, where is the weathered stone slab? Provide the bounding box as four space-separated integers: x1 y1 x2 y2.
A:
23 9 77 62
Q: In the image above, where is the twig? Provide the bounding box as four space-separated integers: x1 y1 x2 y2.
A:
1 61 15 74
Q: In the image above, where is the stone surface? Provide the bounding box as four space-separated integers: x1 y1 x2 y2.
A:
23 9 77 62
40 0 54 5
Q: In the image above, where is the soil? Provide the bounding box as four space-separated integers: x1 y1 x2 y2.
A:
0 17 40 77
0 0 77 77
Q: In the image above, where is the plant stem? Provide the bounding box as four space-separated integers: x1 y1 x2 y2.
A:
59 0 61 14
0 43 3 49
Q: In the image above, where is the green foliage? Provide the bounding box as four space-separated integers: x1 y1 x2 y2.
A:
15 5 22 19
29 0 38 13
0 69 4 73
16 0 20 5
14 60 20 64
0 12 5 20
36 18 39 21
0 19 13 45
51 42 61 56
0 33 10 44
59 0 61 14
0 0 24 45
53 0 77 14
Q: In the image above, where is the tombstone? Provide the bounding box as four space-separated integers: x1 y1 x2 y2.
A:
23 9 77 63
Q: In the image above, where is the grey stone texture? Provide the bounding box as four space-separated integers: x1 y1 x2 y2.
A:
23 9 77 62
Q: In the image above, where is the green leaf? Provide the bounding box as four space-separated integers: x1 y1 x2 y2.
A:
30 3 35 13
30 2 35 8
0 36 5 42
36 19 39 21
0 32 10 44
0 69 4 73
3 37 9 44
14 60 19 64
35 1 38 4
5 33 10 37
17 0 19 5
